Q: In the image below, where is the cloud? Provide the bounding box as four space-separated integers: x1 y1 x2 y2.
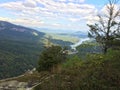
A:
86 4 120 25
68 0 85 3
0 0 97 31
0 16 44 27
68 18 81 22
34 0 96 19
23 0 37 8
0 1 24 12
0 0 96 18
52 23 61 26
59 0 66 2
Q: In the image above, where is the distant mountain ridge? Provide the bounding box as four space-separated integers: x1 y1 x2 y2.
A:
70 31 88 38
0 21 45 42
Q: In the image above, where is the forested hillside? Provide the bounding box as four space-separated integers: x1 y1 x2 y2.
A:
0 21 73 79
0 21 45 79
0 39 44 79
76 42 102 57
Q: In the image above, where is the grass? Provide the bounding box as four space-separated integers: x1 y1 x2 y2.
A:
45 33 79 43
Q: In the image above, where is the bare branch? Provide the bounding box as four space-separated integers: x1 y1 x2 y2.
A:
87 0 120 53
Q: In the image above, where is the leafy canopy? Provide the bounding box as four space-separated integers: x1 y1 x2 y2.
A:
37 45 66 72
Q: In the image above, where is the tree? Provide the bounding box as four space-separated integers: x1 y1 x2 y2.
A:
87 0 120 53
37 45 66 72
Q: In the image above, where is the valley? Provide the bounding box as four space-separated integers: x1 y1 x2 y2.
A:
0 21 77 79
0 0 120 89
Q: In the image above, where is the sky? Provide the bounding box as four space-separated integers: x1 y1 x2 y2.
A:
0 0 118 33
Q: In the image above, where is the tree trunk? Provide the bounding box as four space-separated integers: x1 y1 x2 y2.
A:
103 45 108 54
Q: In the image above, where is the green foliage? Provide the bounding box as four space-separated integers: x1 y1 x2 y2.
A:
51 39 73 47
0 39 43 79
0 21 72 79
37 46 66 72
76 43 102 58
34 49 120 90
62 55 81 69
0 39 71 79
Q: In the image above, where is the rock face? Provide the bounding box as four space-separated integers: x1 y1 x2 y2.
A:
0 80 29 90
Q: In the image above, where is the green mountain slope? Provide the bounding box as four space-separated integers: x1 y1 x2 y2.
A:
0 21 45 42
0 21 46 79
0 21 73 79
0 40 44 79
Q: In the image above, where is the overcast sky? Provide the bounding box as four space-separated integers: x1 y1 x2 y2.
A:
0 0 117 33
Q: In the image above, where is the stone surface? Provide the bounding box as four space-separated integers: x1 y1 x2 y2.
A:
0 80 29 90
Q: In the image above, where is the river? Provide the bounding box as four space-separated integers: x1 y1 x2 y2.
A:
70 38 90 50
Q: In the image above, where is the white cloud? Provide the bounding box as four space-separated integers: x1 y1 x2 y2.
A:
68 0 85 3
0 16 44 27
0 0 97 31
69 18 81 22
86 4 120 25
0 0 96 17
59 0 66 2
23 0 37 8
14 18 44 26
0 1 24 12
79 0 85 3
52 23 60 26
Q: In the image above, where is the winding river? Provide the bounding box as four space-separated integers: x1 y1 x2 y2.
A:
70 38 90 50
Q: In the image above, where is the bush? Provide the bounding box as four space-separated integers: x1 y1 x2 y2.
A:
34 50 120 90
37 46 66 72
